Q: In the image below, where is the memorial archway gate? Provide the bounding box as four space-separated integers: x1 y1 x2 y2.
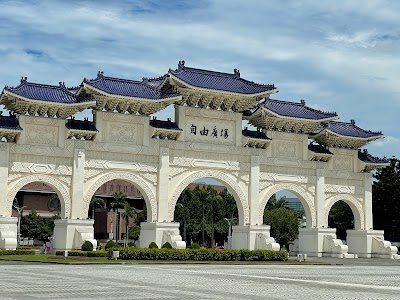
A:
0 62 396 258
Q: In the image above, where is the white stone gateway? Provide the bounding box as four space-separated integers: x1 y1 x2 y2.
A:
0 61 397 258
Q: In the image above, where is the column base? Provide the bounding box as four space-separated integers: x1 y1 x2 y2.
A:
0 217 17 250
232 225 279 250
139 222 186 249
53 219 97 251
347 229 399 258
293 228 337 257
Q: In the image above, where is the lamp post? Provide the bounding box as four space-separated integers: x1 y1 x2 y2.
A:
224 217 236 239
13 198 26 246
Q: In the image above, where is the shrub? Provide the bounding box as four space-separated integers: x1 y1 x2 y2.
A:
148 242 158 249
161 242 172 249
190 243 200 249
81 241 93 251
0 250 35 256
105 240 116 250
127 242 136 247
55 250 108 257
106 248 288 261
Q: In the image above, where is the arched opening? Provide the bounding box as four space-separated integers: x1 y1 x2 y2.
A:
328 200 355 240
263 190 305 249
173 177 241 248
12 181 62 246
89 179 147 246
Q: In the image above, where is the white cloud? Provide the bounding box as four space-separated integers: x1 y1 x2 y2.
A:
0 0 399 158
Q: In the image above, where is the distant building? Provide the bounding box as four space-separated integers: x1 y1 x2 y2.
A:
284 197 305 215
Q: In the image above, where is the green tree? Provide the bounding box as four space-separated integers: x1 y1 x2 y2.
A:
89 196 105 219
20 210 54 242
108 192 127 212
264 207 299 249
373 157 400 239
328 201 354 240
108 192 127 243
121 203 138 246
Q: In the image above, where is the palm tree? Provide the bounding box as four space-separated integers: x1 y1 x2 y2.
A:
89 196 105 219
121 203 139 247
108 192 127 243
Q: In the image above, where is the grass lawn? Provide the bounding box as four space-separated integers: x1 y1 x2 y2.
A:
0 254 331 265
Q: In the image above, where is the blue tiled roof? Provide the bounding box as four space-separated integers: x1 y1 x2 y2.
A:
358 149 389 164
150 118 182 131
325 120 383 138
84 72 180 100
259 99 338 120
242 128 271 140
169 61 275 95
308 143 332 154
0 115 22 130
66 119 98 132
3 78 91 104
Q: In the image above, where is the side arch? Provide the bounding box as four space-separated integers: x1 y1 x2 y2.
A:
83 172 157 222
169 170 249 225
259 183 316 227
7 174 71 218
325 194 364 230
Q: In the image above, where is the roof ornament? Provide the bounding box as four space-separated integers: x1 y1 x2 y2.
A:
59 82 66 88
300 99 306 105
97 71 104 77
233 68 240 78
20 76 28 84
178 60 185 70
350 119 355 125
142 77 148 83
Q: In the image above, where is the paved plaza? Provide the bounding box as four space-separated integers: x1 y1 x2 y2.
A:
0 260 400 299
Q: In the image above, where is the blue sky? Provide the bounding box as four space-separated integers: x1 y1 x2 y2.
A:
0 0 399 159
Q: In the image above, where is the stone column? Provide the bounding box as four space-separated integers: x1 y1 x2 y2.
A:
0 144 17 249
157 147 169 222
248 156 260 225
0 144 10 216
315 168 326 227
295 167 331 257
52 148 97 251
70 149 85 219
364 173 373 230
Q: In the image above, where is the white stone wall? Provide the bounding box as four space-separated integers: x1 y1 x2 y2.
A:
0 106 375 250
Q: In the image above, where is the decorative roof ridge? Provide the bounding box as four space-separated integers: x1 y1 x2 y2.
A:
85 71 143 85
329 120 383 135
5 78 83 98
85 71 179 96
143 74 168 82
358 149 389 163
170 61 275 88
268 99 337 116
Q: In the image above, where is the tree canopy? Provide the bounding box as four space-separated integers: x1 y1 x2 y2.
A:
373 157 400 240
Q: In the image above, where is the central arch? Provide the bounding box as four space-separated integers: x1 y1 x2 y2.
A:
7 174 71 218
325 194 364 230
259 183 316 227
169 170 249 225
83 172 157 222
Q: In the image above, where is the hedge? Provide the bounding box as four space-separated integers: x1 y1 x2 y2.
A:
107 248 288 261
0 250 36 256
55 250 108 257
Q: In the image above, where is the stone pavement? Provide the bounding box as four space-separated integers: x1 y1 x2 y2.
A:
0 260 400 299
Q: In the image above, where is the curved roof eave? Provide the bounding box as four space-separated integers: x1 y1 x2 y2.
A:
83 83 182 103
260 107 339 122
2 90 96 107
168 72 278 98
312 129 384 140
